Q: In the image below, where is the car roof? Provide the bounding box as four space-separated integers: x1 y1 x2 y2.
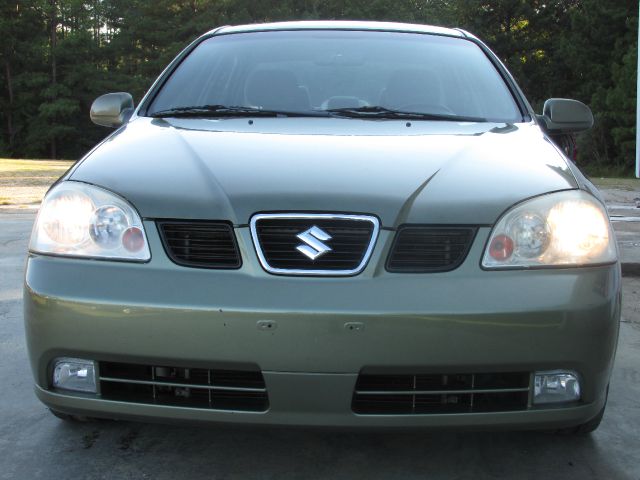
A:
212 21 466 38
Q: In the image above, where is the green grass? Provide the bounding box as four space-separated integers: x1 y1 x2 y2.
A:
0 158 72 179
0 158 638 207
580 163 637 179
0 158 74 206
591 177 640 191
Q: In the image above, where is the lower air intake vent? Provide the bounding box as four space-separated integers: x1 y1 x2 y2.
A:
158 221 241 269
353 371 530 414
386 226 476 272
99 362 268 412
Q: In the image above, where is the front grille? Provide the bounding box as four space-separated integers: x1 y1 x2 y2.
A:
353 372 530 414
157 221 241 269
386 226 476 273
98 362 268 412
251 214 379 275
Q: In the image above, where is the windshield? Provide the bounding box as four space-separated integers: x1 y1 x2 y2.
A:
146 30 523 123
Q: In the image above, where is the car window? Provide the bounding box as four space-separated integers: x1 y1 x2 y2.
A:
147 30 523 122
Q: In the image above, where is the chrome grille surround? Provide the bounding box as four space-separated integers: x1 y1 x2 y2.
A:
250 213 380 276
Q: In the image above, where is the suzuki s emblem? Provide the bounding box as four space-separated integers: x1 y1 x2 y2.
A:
296 226 332 260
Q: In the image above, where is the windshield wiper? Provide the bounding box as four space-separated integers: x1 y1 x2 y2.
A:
325 106 487 122
149 104 487 122
149 105 327 118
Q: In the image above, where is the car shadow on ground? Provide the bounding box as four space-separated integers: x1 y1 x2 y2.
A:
41 417 627 480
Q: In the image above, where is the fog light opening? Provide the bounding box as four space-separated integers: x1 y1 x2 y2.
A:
533 370 581 405
52 358 97 393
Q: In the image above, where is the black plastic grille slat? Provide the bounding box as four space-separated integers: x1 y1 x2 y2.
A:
416 374 473 390
211 370 266 389
386 226 477 273
255 218 375 271
353 372 530 415
98 361 268 412
158 221 241 269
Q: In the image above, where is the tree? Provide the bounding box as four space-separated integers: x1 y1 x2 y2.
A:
557 0 637 169
0 0 636 173
0 1 48 156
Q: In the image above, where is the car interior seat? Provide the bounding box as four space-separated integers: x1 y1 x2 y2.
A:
380 69 446 112
245 69 311 111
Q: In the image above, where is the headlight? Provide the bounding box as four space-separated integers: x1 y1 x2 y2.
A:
30 181 150 261
482 190 616 269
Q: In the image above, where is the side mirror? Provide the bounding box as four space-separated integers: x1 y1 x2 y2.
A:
90 92 134 128
538 98 594 134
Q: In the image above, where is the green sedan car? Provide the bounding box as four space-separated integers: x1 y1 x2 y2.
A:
24 21 620 433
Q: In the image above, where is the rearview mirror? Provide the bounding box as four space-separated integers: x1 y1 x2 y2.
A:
90 92 134 128
538 98 593 134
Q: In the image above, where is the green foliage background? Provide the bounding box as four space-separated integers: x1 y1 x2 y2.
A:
0 0 637 174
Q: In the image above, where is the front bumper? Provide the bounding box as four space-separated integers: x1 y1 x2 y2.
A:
24 226 621 428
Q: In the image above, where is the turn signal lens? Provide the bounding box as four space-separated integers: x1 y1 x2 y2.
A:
489 234 514 260
482 190 616 268
122 226 145 252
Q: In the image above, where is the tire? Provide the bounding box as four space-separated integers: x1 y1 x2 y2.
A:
570 404 606 434
558 385 608 435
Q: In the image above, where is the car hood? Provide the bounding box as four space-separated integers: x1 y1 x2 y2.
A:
70 117 576 227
